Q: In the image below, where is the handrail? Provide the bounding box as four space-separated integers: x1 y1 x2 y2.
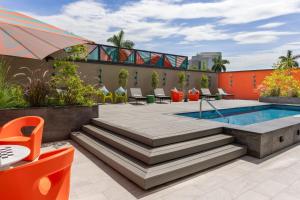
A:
199 98 229 123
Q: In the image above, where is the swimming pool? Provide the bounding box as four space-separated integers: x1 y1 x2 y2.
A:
177 104 300 126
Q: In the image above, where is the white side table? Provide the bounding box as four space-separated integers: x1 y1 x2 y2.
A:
0 145 30 170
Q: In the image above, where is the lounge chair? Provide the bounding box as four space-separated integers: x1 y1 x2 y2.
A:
154 88 171 103
218 88 234 99
129 88 147 104
200 88 217 100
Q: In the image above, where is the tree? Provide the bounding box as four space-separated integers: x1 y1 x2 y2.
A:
107 30 135 49
118 68 129 88
212 56 229 72
65 44 88 61
276 50 300 69
151 71 159 89
177 72 186 91
201 74 209 88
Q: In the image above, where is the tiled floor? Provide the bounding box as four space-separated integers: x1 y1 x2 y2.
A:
42 100 300 199
43 138 300 200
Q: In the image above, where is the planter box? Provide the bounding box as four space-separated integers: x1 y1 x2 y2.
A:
0 105 98 143
259 96 300 105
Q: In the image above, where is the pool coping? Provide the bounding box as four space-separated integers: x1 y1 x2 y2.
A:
171 103 300 135
169 103 300 158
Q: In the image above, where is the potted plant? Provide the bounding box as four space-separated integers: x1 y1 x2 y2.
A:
151 71 159 90
177 72 187 102
118 68 129 88
200 74 209 88
114 68 129 103
0 59 99 143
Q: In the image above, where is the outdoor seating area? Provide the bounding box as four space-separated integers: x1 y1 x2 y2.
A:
98 86 231 104
1 2 300 200
0 116 75 200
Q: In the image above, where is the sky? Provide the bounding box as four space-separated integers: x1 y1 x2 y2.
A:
2 0 300 71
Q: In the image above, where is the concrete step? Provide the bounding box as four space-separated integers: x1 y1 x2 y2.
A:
82 124 235 165
71 132 247 190
91 118 223 147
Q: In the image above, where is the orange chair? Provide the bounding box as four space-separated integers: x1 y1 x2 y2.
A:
171 89 184 102
0 147 74 200
188 89 200 101
0 116 44 161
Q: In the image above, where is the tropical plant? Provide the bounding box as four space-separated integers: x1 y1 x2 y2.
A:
212 56 229 72
151 71 159 89
65 44 88 61
14 67 50 107
258 69 300 97
0 85 27 108
177 72 186 91
118 68 129 88
0 60 27 108
275 50 300 69
107 30 135 49
51 60 98 106
201 74 209 88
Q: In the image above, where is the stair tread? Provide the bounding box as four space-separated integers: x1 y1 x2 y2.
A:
81 125 234 164
92 118 223 147
83 124 233 154
71 131 246 189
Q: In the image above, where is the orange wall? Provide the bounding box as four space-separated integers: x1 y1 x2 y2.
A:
218 70 271 100
219 69 300 100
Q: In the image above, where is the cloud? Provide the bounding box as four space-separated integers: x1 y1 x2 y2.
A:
226 42 300 71
233 31 299 44
23 0 233 44
178 25 230 42
258 22 285 29
22 0 300 45
18 0 300 70
110 0 300 24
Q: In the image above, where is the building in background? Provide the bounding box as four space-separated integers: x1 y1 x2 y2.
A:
189 52 222 71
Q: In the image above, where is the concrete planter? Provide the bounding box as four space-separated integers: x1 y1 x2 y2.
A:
259 96 300 104
0 105 98 143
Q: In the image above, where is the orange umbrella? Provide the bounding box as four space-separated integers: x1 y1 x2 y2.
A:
0 7 94 60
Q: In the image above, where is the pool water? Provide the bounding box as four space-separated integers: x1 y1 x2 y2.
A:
177 105 300 126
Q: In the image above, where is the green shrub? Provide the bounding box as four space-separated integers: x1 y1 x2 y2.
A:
151 71 159 89
259 69 300 97
65 44 88 61
0 60 27 108
201 74 209 88
51 60 98 106
0 85 27 108
118 68 129 88
177 72 186 91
